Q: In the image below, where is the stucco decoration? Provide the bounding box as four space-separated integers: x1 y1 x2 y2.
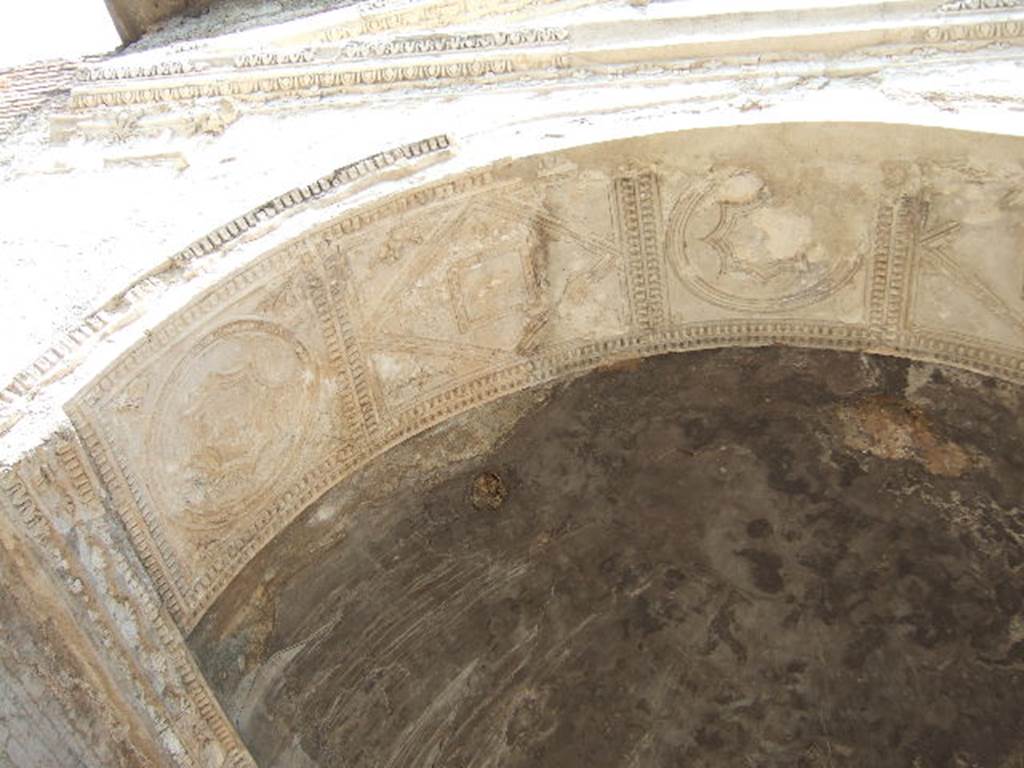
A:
42 0 1024 143
65 123 1024 632
3 2 1024 766
149 319 319 533
0 431 253 767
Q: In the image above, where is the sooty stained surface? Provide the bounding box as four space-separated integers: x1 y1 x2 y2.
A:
190 348 1024 768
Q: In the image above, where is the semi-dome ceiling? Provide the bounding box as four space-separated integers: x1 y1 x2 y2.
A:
191 347 1024 768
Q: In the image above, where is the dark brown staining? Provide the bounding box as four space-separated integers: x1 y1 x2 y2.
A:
746 517 773 539
735 547 785 593
191 348 1024 768
470 470 507 511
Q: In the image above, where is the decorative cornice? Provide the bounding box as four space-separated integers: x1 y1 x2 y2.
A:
54 11 1024 133
232 49 317 69
329 28 569 59
923 17 1024 39
170 134 451 267
78 29 570 84
77 59 200 82
68 53 571 109
939 0 1024 11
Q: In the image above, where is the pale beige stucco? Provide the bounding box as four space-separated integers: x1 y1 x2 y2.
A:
2 2 1024 766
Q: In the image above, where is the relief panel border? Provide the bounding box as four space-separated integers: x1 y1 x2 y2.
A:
64 160 1024 638
1 435 256 767
65 168 501 631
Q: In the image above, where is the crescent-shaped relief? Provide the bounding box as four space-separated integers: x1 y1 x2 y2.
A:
666 170 864 312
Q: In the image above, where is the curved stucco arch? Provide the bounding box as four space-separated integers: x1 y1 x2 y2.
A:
44 120 1023 633
3 2 1024 764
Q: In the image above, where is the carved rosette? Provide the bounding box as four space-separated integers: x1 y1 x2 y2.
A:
68 248 349 630
147 319 318 536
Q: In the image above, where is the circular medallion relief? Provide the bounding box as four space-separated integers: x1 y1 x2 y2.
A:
665 171 862 312
148 319 318 534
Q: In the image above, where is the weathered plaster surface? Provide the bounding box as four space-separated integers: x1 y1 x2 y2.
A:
121 0 365 49
59 122 1024 635
104 0 358 44
2 2 1024 765
5 0 1024 396
192 348 1024 768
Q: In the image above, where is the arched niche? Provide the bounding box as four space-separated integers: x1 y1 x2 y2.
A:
188 345 1024 768
62 121 1024 634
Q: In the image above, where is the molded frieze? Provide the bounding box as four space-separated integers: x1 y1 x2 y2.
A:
3 4 1024 767
67 125 1024 636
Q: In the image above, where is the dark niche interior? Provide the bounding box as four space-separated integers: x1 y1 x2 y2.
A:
190 347 1024 768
